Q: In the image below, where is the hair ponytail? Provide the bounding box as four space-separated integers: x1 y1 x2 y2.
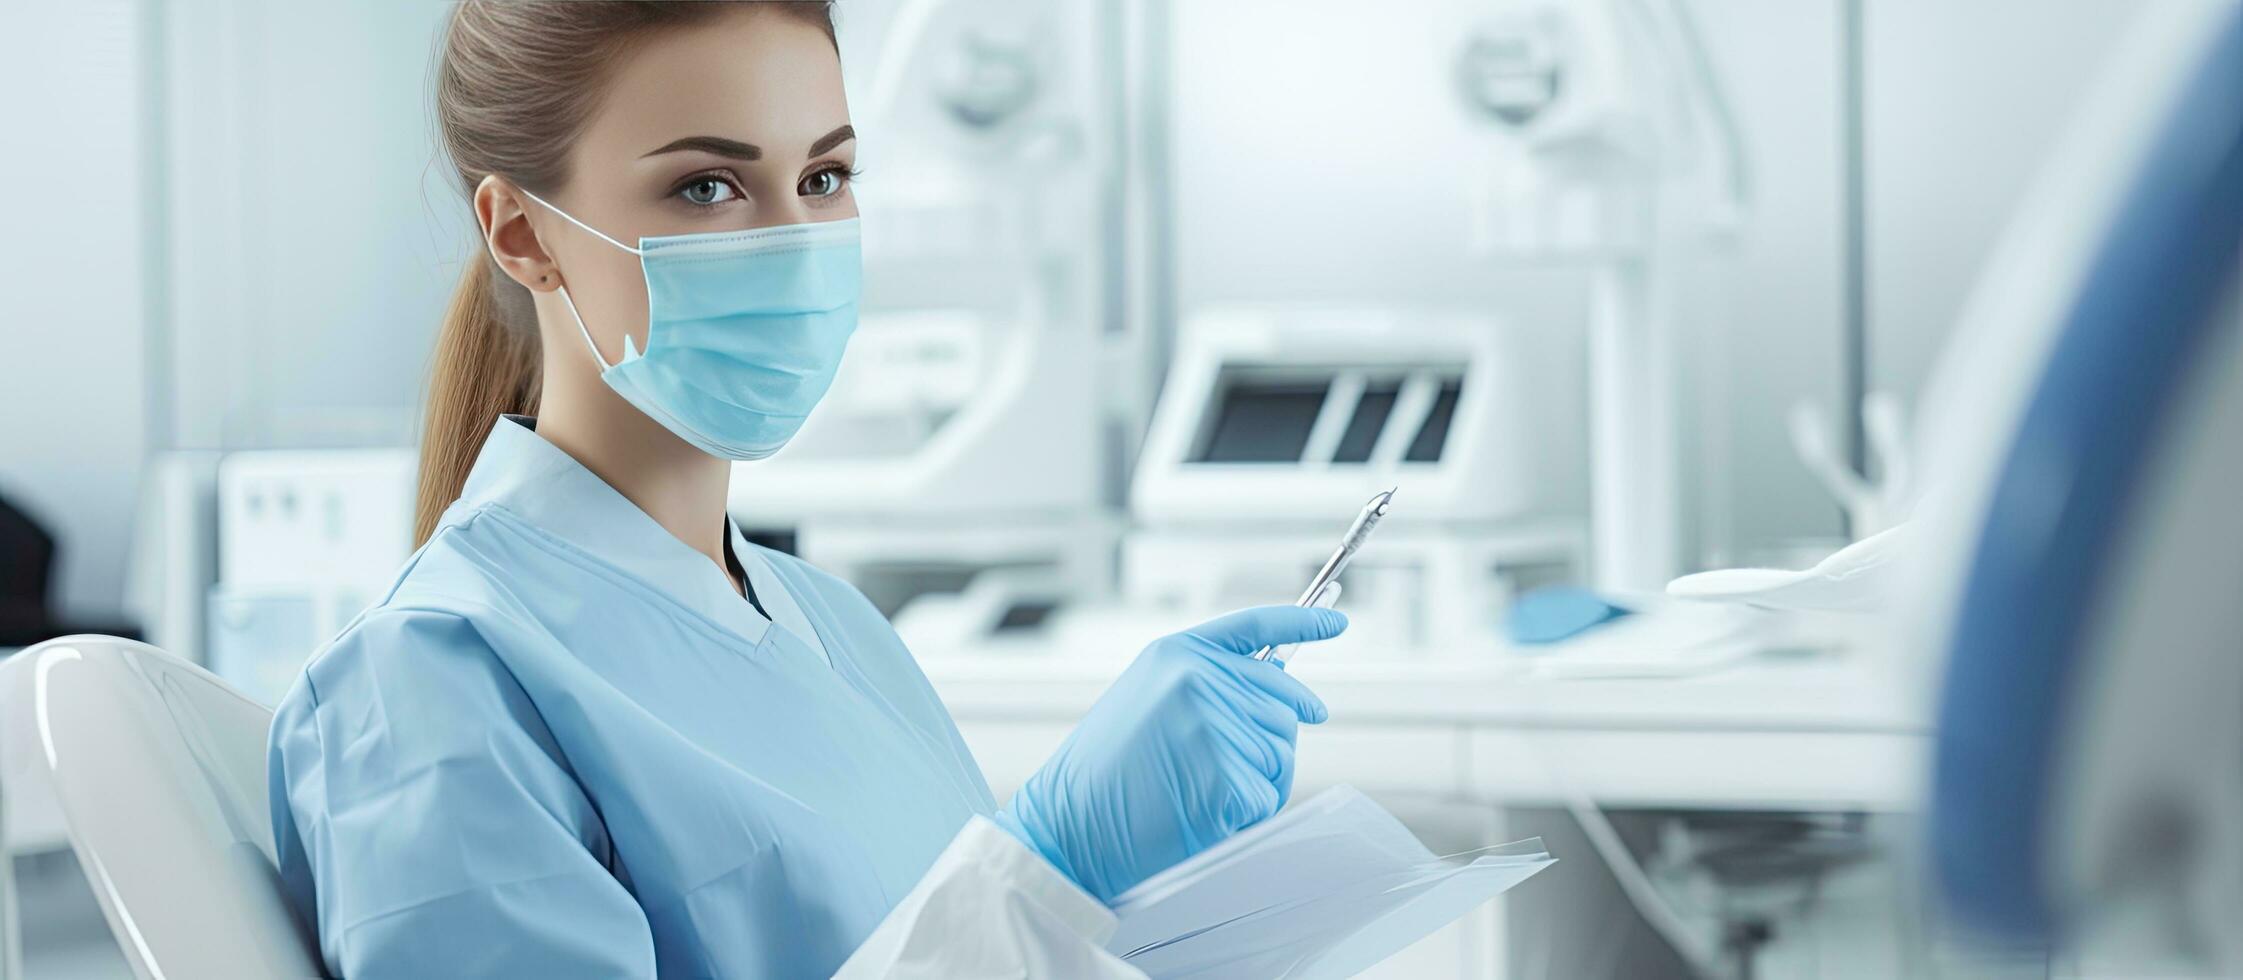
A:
413 259 541 546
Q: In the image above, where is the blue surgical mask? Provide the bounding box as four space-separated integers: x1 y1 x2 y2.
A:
520 188 861 461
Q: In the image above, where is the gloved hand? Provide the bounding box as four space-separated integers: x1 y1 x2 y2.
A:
994 605 1347 902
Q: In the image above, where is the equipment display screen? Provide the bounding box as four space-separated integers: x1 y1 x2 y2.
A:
1190 367 1463 465
1193 377 1329 462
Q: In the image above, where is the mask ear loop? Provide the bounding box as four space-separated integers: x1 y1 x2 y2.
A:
553 285 619 370
512 185 645 372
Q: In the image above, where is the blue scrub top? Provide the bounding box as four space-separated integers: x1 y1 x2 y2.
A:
268 416 998 979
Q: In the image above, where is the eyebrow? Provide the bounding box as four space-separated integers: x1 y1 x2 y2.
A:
640 125 856 163
641 135 761 161
807 125 855 158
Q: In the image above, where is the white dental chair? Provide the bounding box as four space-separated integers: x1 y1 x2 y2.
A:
0 635 323 979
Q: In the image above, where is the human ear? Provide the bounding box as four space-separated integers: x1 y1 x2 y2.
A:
474 175 561 293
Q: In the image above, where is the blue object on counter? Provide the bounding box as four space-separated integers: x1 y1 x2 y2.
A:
1506 587 1632 645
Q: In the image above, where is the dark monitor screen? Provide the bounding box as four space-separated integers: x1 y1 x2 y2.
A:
1331 380 1401 463
1192 377 1329 463
1404 378 1462 463
1188 367 1465 465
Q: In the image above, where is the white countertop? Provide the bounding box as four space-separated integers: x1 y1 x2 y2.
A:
929 642 1935 813
925 649 1928 733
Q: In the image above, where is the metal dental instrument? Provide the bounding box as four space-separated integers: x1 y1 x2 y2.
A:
1253 487 1396 662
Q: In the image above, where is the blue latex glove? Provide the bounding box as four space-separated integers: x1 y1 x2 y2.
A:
995 605 1348 902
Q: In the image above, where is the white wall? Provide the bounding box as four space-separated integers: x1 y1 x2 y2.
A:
1864 0 2154 422
1 0 461 623
1 1 465 623
162 0 466 452
0 0 148 622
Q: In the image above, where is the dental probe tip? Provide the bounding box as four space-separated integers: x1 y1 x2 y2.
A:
1369 487 1396 516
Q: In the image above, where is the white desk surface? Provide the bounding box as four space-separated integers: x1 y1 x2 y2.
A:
926 649 1926 732
929 648 1934 813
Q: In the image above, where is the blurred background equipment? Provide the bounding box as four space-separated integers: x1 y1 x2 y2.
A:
204 451 415 706
1455 0 1749 593
1 0 2218 977
1120 306 1581 659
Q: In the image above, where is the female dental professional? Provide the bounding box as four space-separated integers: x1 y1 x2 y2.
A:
264 3 1346 978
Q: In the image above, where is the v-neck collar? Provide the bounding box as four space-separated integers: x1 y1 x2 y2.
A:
447 415 774 648
725 521 832 668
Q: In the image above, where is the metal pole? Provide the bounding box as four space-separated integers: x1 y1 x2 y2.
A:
1839 0 1871 535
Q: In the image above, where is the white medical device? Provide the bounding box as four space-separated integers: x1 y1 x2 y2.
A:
206 450 415 704
1127 307 1585 658
1457 0 1748 591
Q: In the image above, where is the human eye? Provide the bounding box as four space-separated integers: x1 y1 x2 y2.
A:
673 171 742 207
797 163 859 200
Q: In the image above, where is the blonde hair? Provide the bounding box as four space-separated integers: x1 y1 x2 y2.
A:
416 0 835 546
